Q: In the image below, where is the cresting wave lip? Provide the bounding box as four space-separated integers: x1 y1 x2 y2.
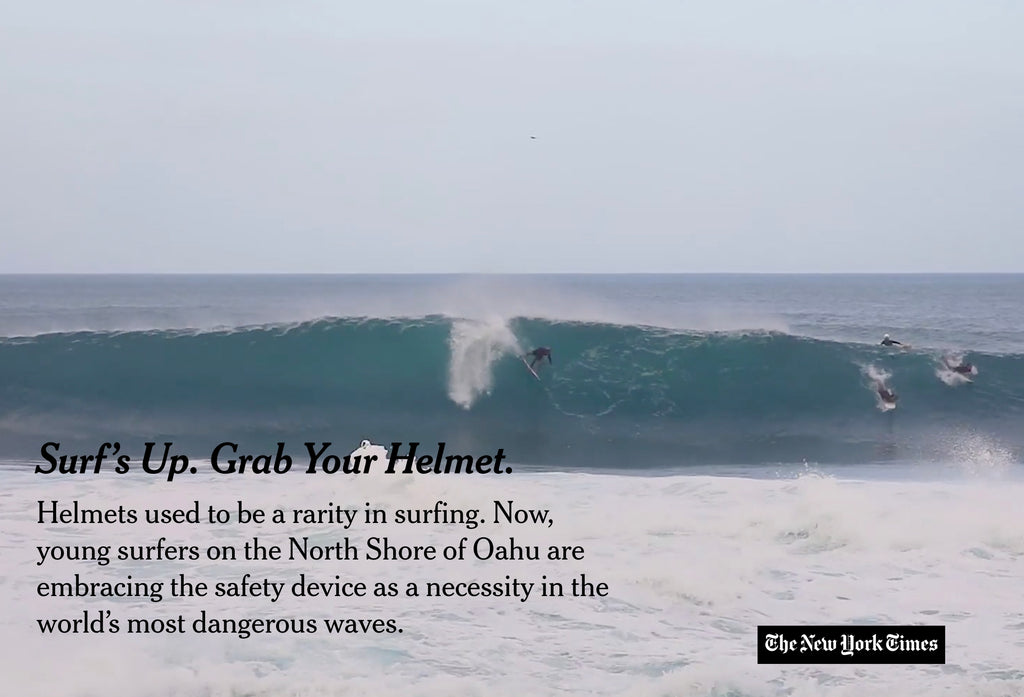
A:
1 316 1022 468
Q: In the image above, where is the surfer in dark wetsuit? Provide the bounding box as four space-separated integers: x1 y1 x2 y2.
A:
875 382 898 404
944 356 975 375
880 334 903 347
525 347 552 369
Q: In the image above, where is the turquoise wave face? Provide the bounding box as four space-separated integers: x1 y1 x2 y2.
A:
2 317 1022 467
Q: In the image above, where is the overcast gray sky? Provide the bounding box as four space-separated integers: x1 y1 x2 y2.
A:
2 0 1022 272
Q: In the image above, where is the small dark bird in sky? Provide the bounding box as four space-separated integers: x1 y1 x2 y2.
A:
530 136 536 139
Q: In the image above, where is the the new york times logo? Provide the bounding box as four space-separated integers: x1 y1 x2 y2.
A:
757 625 945 664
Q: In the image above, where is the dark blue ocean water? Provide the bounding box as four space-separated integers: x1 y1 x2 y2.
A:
1 274 1022 467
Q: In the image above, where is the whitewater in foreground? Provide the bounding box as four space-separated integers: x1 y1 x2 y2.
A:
3 463 1023 697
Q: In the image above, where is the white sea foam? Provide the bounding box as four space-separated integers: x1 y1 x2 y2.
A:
446 318 522 409
2 465 1022 697
862 363 891 385
936 430 1016 478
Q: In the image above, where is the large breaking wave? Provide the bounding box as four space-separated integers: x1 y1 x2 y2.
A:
2 316 1022 467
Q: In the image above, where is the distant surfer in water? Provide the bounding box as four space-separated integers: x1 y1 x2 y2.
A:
943 355 976 375
875 381 898 404
880 334 903 347
525 347 552 369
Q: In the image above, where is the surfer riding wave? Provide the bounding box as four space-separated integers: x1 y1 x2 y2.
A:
524 347 552 370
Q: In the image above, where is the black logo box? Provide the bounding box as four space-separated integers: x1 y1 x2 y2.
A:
757 625 945 664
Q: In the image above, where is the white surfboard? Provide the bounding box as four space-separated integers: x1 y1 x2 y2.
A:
520 357 541 381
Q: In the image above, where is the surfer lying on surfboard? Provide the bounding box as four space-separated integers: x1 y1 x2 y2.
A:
875 381 898 405
524 347 552 369
943 356 977 376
